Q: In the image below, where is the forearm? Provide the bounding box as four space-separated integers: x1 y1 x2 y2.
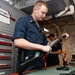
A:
14 38 42 50
14 38 51 52
51 50 62 54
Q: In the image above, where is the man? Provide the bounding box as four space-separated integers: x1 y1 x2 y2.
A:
46 33 62 67
12 1 51 71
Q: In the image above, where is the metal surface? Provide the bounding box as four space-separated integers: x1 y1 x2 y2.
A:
21 0 66 15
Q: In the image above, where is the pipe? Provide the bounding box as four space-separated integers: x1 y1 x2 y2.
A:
44 5 74 20
57 5 74 17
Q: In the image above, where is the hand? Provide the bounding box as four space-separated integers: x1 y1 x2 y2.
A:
62 33 69 39
42 45 52 53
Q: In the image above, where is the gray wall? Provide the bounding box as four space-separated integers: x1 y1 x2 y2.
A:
49 25 75 65
0 0 26 75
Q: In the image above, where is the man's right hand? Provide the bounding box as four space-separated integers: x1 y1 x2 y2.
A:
42 45 52 53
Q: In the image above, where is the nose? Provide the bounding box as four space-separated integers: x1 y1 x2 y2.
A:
43 14 46 18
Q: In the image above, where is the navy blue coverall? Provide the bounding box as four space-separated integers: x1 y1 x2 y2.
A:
12 15 48 71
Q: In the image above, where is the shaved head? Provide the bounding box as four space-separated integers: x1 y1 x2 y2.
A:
32 1 48 21
33 1 48 10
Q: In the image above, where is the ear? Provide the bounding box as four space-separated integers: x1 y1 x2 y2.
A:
33 7 37 12
34 7 39 14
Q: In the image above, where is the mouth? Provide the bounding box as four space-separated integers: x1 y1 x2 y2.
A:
41 18 45 20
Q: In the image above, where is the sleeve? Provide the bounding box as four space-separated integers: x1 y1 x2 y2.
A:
47 42 50 45
12 17 27 42
57 42 62 50
39 26 48 45
43 34 48 45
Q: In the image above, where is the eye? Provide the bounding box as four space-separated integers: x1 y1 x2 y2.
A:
42 12 44 14
42 12 46 15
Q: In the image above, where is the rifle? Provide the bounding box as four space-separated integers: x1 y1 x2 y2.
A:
17 33 69 75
